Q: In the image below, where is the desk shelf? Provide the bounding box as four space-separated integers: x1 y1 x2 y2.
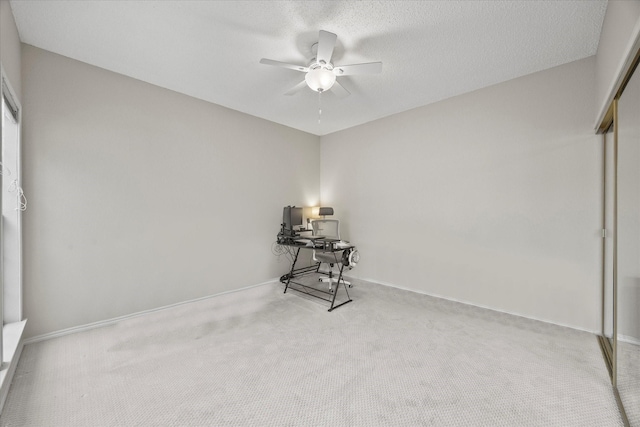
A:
279 244 353 312
284 270 352 312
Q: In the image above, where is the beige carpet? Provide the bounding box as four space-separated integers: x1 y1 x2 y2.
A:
0 279 624 426
618 340 640 426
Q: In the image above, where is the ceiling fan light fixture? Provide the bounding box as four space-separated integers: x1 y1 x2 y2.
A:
305 67 336 92
260 30 382 99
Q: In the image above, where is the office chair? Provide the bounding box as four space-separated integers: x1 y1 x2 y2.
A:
311 218 351 289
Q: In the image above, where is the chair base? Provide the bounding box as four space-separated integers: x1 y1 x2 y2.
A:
318 275 351 288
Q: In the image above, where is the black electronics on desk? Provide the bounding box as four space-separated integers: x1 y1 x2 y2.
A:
278 206 303 243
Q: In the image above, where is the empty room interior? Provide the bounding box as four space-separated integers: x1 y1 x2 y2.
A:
1 0 640 426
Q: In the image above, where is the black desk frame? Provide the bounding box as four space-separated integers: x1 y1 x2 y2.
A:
280 239 353 312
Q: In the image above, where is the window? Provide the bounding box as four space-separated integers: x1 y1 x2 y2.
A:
1 73 24 344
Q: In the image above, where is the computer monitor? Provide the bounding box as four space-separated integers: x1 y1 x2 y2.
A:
282 206 303 236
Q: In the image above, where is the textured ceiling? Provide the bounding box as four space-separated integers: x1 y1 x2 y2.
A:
9 0 607 136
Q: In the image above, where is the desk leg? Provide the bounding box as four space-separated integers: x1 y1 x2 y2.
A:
284 247 301 294
328 262 352 312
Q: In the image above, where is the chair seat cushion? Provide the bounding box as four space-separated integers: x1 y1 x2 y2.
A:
314 251 344 264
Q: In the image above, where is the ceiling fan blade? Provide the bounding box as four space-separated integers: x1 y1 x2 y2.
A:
333 62 382 76
260 58 308 73
316 30 337 64
284 80 308 96
331 80 350 99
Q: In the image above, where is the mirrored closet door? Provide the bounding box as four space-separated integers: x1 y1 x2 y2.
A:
616 59 640 426
600 124 615 374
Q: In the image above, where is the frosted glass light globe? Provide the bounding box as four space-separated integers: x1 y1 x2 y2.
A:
305 68 336 92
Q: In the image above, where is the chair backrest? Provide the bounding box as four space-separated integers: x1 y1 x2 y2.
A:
312 219 340 239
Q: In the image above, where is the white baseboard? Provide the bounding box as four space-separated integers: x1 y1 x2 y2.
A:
0 320 27 415
354 276 600 336
618 333 640 346
24 275 605 345
24 279 279 345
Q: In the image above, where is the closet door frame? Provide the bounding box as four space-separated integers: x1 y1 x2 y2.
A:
598 117 615 382
596 45 640 427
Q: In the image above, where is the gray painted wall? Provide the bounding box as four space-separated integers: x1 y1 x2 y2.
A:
321 57 601 332
12 1 640 339
21 45 320 338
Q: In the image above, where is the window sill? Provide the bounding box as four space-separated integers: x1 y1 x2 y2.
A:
0 320 27 414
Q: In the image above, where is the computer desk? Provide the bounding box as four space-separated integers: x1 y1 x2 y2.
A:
278 237 354 312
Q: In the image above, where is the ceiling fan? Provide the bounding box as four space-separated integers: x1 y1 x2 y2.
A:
260 30 382 98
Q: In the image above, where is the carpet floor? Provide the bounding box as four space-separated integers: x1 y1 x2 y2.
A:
0 279 624 426
618 340 640 425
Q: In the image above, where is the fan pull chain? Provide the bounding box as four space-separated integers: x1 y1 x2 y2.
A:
318 90 322 124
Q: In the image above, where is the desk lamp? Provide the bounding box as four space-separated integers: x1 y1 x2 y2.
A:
318 207 334 218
